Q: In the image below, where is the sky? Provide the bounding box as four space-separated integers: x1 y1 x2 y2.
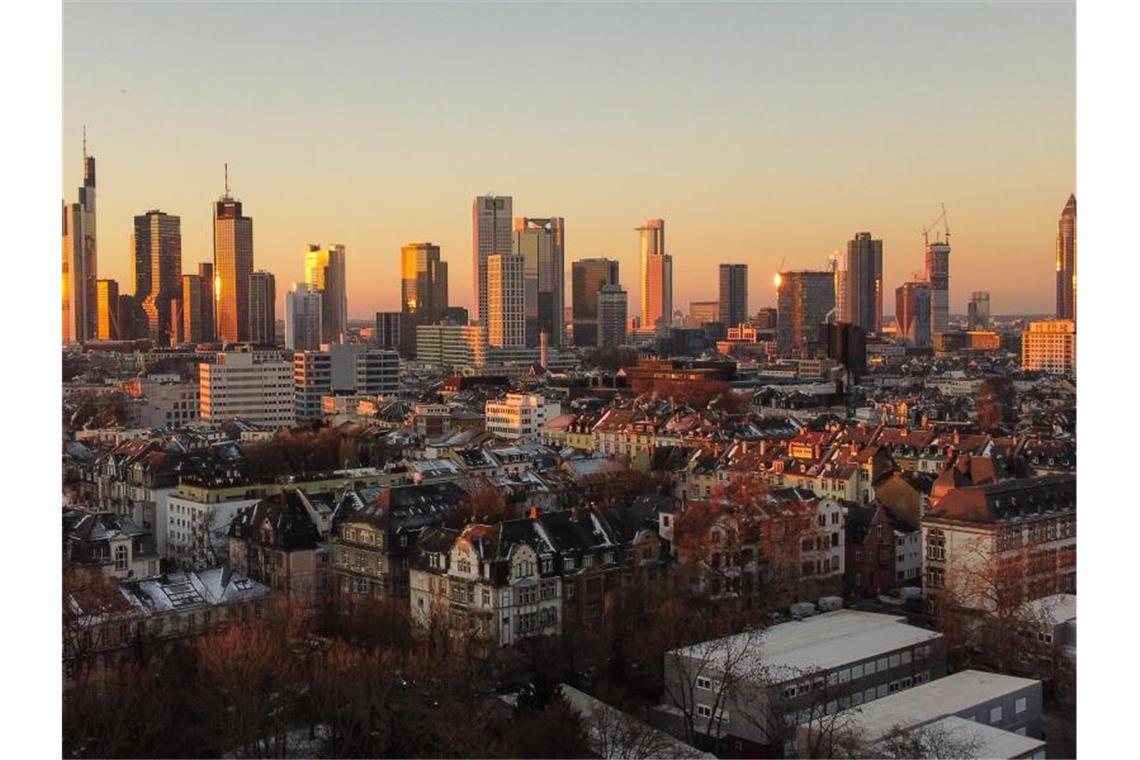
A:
63 1 1074 320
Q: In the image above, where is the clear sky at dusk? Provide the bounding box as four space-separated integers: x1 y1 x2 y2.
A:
63 1 1074 320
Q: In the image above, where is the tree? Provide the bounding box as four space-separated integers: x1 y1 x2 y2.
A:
975 375 1017 431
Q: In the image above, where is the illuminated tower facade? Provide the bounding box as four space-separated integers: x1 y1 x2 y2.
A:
473 195 513 327
1055 194 1077 321
213 184 254 344
305 244 348 345
133 210 182 345
62 140 98 344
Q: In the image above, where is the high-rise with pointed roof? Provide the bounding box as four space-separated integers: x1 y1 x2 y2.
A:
1055 194 1076 321
62 136 98 344
213 173 254 344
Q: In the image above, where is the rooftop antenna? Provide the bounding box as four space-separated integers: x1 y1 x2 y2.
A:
82 125 87 159
224 163 230 196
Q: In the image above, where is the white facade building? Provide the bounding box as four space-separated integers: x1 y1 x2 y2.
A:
198 348 295 428
487 253 525 348
484 393 562 441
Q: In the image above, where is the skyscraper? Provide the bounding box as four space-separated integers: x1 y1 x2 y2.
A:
133 210 182 346
487 253 524 348
571 258 620 347
473 195 513 327
400 242 448 354
839 232 883 334
249 270 276 346
597 284 628 348
967 291 991 330
95 279 119 341
286 282 323 351
514 217 565 347
924 237 951 336
895 281 932 348
213 188 254 344
62 140 97 344
637 218 671 333
181 273 206 344
775 270 835 358
373 311 401 351
305 244 348 344
197 262 215 342
1056 194 1076 321
718 264 749 327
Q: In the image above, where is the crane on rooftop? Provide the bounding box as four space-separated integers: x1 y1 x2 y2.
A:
922 203 950 246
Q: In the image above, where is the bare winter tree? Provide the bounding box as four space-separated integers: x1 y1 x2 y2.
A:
582 694 684 759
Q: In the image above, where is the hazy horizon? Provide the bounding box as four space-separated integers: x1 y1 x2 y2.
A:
64 1 1075 320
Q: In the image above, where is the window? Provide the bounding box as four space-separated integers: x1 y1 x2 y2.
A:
877 657 889 672
864 660 875 675
564 556 576 570
113 545 128 571
851 663 864 679
696 704 713 719
1015 697 1027 715
697 676 712 691
888 654 900 668
990 706 1003 723
902 651 912 664
852 691 864 706
783 685 797 699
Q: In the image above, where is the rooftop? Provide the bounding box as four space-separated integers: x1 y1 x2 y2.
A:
671 610 941 681
878 715 1045 759
813 670 1039 744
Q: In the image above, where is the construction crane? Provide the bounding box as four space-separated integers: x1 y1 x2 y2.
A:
922 203 950 246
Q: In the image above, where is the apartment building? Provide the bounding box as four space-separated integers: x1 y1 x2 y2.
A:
484 393 562 441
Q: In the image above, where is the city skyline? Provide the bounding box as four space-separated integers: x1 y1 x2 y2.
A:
63 2 1073 320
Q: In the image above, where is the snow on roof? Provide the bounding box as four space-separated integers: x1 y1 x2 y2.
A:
814 670 1040 743
878 715 1044 759
671 610 941 680
1018 593 1076 626
558 685 716 759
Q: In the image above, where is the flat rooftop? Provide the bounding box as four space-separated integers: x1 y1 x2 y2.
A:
881 715 1045 759
1019 593 1076 625
811 670 1040 742
670 610 941 681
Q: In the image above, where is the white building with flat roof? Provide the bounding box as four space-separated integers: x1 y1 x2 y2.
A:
484 393 562 441
796 669 1045 759
198 348 294 428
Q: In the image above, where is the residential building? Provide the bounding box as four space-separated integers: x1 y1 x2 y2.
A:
923 474 1076 611
62 144 98 344
285 282 322 351
198 347 294 428
213 193 254 343
485 393 562 441
796 670 1045 759
487 252 525 348
95 279 120 340
571 257 620 347
227 489 334 605
133 209 183 346
400 241 449 354
248 270 276 346
597 283 628 348
473 195 513 327
638 218 672 333
663 610 945 757
1055 194 1076 321
332 483 465 600
65 508 159 581
514 217 565 346
305 243 348 345
718 264 749 328
123 374 200 429
1021 319 1075 375
895 281 932 348
845 503 921 599
776 270 835 358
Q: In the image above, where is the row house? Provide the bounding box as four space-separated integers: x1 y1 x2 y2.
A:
671 485 845 610
227 489 334 606
331 482 464 600
409 502 666 653
844 503 921 600
64 508 160 581
923 474 1076 612
65 567 271 678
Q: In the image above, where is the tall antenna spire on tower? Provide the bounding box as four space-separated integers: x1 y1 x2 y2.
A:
224 162 230 196
82 125 87 159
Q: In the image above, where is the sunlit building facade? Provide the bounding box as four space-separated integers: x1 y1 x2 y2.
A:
305 243 348 345
487 253 525 348
62 150 98 344
776 270 835 358
213 196 254 343
1055 194 1076 322
637 218 671 333
400 242 448 355
473 195 513 327
95 279 119 341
